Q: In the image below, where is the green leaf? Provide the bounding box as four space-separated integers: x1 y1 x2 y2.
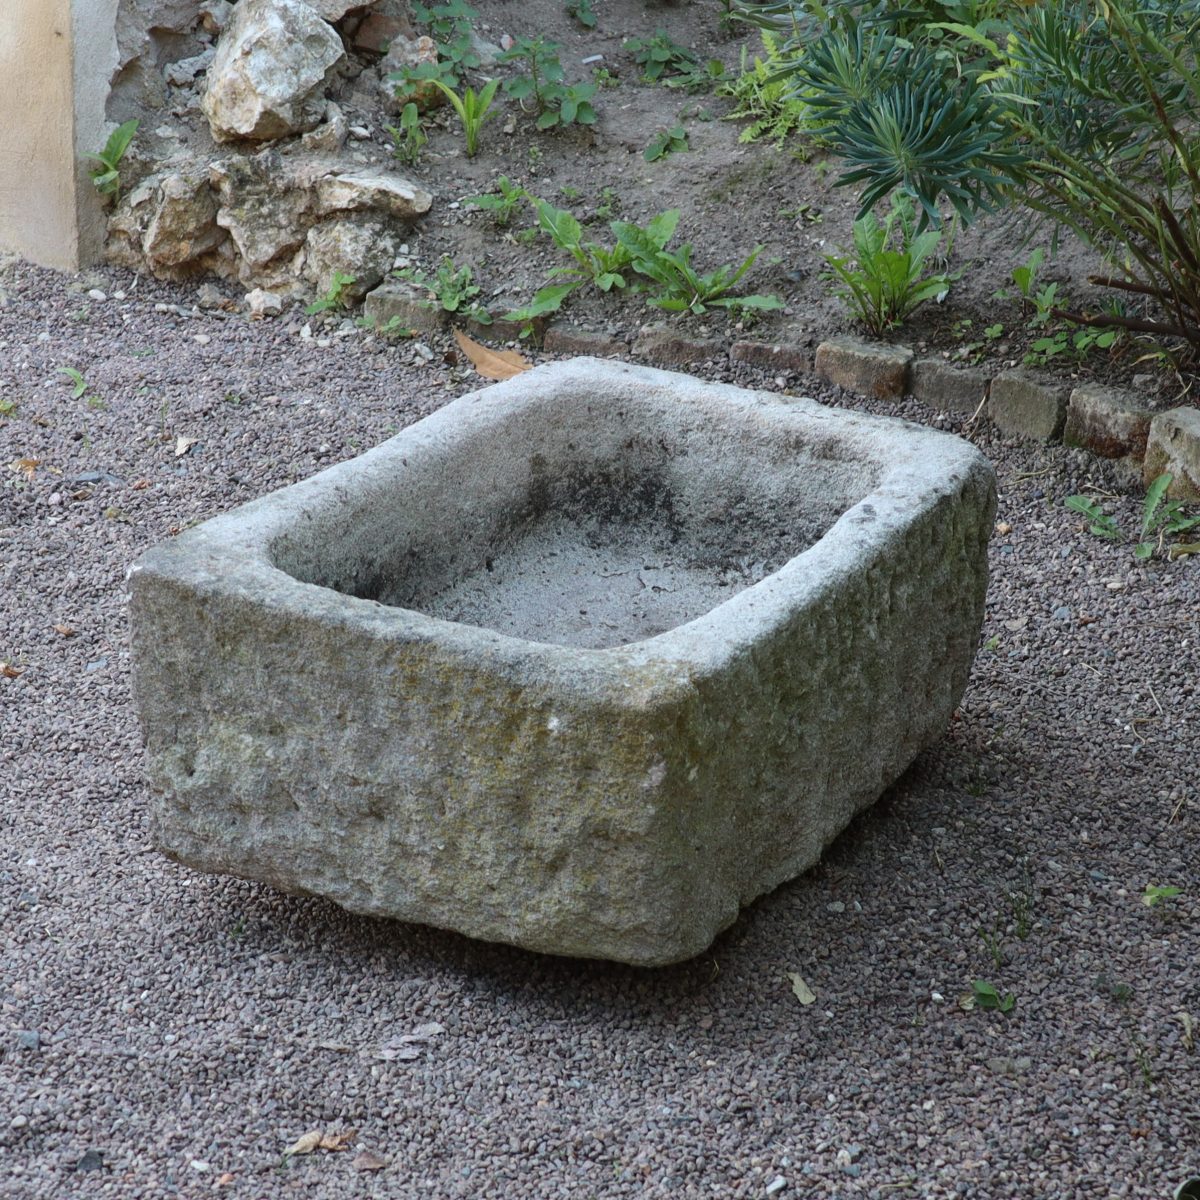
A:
58 367 87 399
1141 472 1173 537
502 282 577 322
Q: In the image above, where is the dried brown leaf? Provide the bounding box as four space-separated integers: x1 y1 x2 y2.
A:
11 457 39 480
453 328 531 381
353 1151 388 1171
0 663 23 679
52 624 76 638
318 1130 357 1152
283 1130 323 1157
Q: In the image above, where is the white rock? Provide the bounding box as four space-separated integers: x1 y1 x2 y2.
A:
165 47 215 87
246 288 285 317
302 215 399 302
300 101 349 152
202 0 345 143
307 0 368 18
316 168 433 220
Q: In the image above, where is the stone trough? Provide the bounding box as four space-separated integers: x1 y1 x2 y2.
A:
129 360 996 965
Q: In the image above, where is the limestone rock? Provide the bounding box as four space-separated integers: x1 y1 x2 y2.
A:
910 358 991 415
301 215 399 302
106 166 227 277
165 47 216 87
109 0 207 119
729 340 813 375
633 324 723 367
200 0 234 33
1144 406 1200 499
202 0 345 143
362 280 446 333
246 288 285 317
300 102 349 152
210 151 319 276
143 170 227 267
543 326 627 357
307 0 373 18
316 168 433 221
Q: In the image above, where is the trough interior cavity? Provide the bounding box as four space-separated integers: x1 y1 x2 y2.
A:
271 391 882 649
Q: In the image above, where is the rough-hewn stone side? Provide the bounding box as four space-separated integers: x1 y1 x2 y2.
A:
1144 407 1200 499
129 360 995 965
988 370 1068 442
815 337 912 400
1064 383 1152 461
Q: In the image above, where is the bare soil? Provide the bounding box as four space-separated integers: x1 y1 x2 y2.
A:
304 0 1191 398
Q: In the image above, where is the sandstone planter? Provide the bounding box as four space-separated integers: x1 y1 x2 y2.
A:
129 360 996 965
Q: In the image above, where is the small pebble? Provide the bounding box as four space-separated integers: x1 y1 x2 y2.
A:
87 289 107 301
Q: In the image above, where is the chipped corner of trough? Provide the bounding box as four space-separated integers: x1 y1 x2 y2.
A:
128 358 998 966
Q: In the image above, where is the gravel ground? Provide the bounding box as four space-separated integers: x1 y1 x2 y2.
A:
1 259 1197 1199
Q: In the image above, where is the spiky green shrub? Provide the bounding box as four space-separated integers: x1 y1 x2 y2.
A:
740 0 1200 351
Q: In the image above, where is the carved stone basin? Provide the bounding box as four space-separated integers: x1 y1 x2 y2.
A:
129 359 996 965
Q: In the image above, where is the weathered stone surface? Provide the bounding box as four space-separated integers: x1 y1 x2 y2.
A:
362 280 445 333
316 168 433 220
1144 406 1200 499
300 101 349 152
988 370 1067 442
380 35 444 111
543 326 627 357
308 0 371 19
107 166 228 277
815 337 912 400
202 0 345 143
633 324 723 367
1064 383 1152 461
910 358 990 415
301 215 398 301
730 340 813 374
142 169 226 267
210 151 319 276
129 359 996 966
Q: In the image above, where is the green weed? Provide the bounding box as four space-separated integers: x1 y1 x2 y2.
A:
500 37 598 129
464 176 526 227
87 119 138 200
644 125 689 162
970 979 1015 1013
429 77 500 157
384 103 426 166
305 272 357 315
822 192 955 335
